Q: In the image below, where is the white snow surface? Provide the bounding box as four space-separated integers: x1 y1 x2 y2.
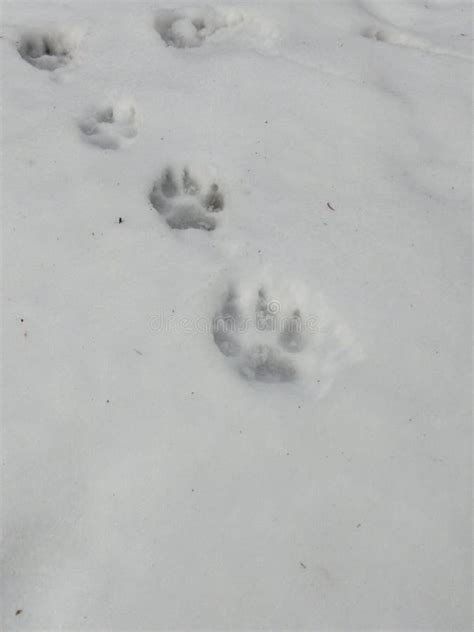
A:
1 0 472 630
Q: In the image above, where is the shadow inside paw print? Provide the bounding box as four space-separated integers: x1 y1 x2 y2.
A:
149 167 224 231
79 100 139 150
213 286 307 383
18 29 77 71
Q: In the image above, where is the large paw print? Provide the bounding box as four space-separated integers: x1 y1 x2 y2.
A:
213 280 363 389
149 167 224 231
18 28 80 71
213 285 310 383
79 99 139 150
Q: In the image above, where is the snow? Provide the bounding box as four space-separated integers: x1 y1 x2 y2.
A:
1 0 471 629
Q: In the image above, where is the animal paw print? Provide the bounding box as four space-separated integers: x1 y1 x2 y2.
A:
213 285 308 383
18 28 79 71
154 7 228 48
361 25 428 50
149 167 224 231
79 100 139 150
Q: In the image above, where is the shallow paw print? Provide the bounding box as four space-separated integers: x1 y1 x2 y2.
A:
79 100 139 150
149 166 224 231
18 28 80 71
213 285 309 383
361 25 428 50
154 7 229 48
154 6 278 51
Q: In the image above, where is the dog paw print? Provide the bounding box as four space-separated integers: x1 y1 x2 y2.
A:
154 7 229 48
79 100 139 150
18 28 80 71
361 25 428 51
213 285 310 383
149 166 224 231
213 281 363 389
154 7 278 51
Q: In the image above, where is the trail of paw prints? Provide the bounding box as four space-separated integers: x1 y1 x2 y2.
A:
18 27 82 71
213 281 362 389
79 99 139 150
154 6 278 51
149 166 224 231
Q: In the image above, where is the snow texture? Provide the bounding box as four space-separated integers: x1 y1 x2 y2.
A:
1 0 472 630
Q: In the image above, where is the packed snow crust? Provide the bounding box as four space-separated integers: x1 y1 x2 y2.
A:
1 0 472 630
